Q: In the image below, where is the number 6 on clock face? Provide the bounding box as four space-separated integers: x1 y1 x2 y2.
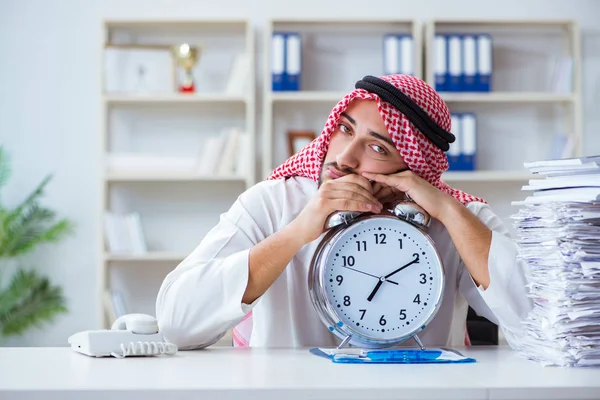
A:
309 214 445 348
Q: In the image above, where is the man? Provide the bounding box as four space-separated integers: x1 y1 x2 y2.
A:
156 74 533 349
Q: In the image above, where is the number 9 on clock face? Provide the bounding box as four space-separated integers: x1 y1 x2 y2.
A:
313 215 444 347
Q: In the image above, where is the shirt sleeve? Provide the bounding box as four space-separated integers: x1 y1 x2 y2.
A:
155 182 278 350
457 202 533 339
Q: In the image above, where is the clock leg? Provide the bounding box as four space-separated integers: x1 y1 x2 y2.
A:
337 334 352 349
412 334 426 350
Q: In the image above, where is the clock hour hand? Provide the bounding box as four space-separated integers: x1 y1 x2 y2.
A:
367 280 383 302
367 254 420 302
341 265 398 285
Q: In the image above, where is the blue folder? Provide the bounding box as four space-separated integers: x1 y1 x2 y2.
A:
310 347 476 364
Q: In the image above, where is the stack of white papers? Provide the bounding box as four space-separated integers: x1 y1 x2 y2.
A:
510 155 600 367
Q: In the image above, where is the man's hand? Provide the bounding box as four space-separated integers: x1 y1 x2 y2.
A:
362 170 457 221
291 174 383 244
371 181 403 205
364 170 492 289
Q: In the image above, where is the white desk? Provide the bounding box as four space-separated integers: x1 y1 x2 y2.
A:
0 346 598 400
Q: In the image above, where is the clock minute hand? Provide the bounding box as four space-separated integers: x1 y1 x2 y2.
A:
384 254 420 280
341 265 399 285
367 255 419 302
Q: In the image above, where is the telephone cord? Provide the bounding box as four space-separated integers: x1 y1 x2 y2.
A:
111 341 178 359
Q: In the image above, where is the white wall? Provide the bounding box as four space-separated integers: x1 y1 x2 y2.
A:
1 0 599 346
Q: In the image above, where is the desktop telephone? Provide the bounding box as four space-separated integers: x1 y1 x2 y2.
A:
68 313 178 358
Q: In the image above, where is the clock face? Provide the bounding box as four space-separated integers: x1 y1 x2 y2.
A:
323 216 444 342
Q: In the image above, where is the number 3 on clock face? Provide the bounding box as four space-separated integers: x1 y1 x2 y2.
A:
324 217 444 343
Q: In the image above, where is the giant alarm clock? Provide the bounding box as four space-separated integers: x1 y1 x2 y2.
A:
308 196 445 349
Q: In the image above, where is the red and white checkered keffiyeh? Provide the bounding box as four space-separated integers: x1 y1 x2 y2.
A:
268 74 485 204
232 74 484 347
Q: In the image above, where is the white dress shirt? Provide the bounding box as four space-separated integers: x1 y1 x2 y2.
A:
156 177 533 349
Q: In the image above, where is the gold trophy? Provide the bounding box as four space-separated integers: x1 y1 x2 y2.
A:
172 43 200 93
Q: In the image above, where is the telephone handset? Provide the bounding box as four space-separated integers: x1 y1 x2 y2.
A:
68 313 177 358
111 313 160 334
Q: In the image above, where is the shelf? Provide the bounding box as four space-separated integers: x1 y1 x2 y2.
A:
271 18 417 24
105 171 247 183
430 18 575 28
268 91 575 104
440 92 575 103
104 19 249 36
442 171 534 182
105 19 249 29
105 252 188 262
269 91 349 103
104 93 248 106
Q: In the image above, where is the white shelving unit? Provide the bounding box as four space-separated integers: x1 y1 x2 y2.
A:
425 20 581 346
105 171 247 182
442 170 535 182
262 19 421 178
439 92 576 103
105 93 248 105
99 19 255 340
424 19 582 181
104 252 188 263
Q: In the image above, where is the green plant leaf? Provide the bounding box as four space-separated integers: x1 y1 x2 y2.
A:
0 268 67 337
0 146 10 190
1 203 74 258
2 174 52 233
0 209 8 253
